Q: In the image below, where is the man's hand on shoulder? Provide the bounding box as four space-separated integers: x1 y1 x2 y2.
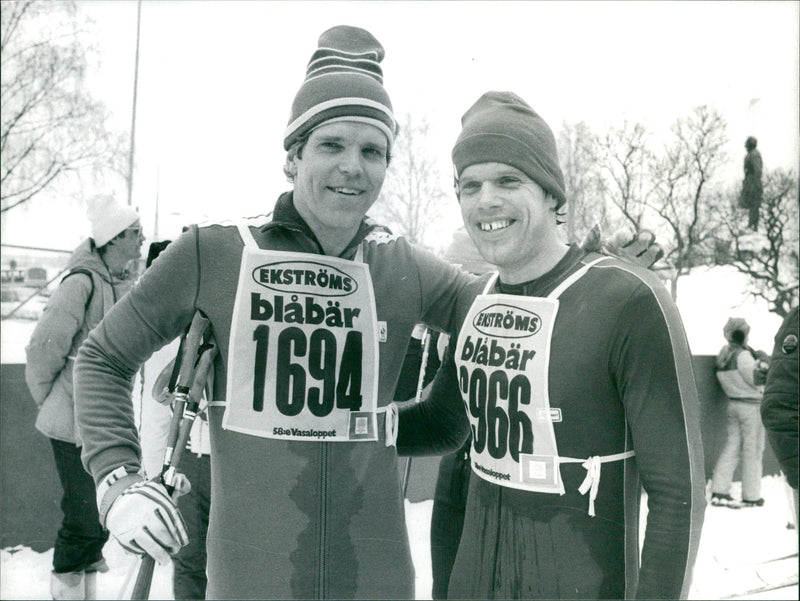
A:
580 224 664 269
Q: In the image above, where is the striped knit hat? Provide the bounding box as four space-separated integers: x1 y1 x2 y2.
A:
283 25 396 150
452 91 566 210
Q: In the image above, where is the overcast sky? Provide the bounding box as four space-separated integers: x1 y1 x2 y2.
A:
5 0 799 250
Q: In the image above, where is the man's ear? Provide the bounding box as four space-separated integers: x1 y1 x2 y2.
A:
287 157 299 176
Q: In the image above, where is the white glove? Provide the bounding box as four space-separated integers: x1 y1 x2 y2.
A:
105 479 189 564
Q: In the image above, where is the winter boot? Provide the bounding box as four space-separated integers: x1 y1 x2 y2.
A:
710 493 741 508
50 571 85 600
83 558 107 600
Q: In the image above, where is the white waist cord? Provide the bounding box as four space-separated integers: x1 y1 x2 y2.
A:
380 404 398 447
560 450 635 516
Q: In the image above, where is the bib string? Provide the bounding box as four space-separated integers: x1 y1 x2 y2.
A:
560 450 635 516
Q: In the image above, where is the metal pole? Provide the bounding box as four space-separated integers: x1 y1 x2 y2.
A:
153 167 160 240
126 0 143 207
401 328 431 497
1 244 72 254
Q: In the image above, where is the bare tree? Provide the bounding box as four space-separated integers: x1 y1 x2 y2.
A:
557 120 607 243
1 0 126 213
369 113 445 246
595 120 653 230
714 168 799 317
646 105 729 298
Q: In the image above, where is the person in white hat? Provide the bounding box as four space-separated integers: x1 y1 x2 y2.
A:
25 194 142 600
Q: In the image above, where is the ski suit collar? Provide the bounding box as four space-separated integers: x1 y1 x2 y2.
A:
262 191 392 259
495 244 585 296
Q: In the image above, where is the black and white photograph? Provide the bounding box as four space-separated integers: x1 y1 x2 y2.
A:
1 1 798 599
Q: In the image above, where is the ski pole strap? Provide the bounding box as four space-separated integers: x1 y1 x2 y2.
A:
167 334 187 394
381 404 398 447
96 466 143 525
414 328 431 404
559 450 636 517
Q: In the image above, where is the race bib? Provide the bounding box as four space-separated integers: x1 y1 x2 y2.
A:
223 242 380 442
455 292 564 493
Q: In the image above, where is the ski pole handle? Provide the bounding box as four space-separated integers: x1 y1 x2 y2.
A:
164 344 216 488
175 312 210 396
163 313 210 471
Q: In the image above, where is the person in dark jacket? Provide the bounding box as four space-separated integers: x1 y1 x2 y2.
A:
25 194 142 600
428 225 663 601
761 307 798 524
398 91 705 600
739 136 763 231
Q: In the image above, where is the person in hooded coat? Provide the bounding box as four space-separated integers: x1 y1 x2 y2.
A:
25 195 143 600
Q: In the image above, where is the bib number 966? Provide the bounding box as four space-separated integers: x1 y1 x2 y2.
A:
252 325 363 417
459 366 533 462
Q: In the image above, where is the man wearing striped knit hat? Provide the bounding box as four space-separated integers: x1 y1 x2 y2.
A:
75 25 476 599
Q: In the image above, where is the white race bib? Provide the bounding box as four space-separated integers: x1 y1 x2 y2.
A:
223 226 380 442
455 291 563 493
455 259 606 493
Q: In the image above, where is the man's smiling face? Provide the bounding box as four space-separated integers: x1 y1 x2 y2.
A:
291 121 389 237
459 162 558 280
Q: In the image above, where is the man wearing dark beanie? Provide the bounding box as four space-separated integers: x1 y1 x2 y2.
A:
398 91 706 599
74 25 478 600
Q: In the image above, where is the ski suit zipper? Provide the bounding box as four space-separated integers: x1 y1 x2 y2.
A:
491 486 503 598
317 441 328 599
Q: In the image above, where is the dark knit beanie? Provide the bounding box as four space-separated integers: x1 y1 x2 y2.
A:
283 25 396 150
452 91 566 209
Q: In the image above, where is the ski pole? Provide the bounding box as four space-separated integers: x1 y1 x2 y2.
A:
402 328 431 498
129 312 212 600
130 343 216 600
161 313 210 474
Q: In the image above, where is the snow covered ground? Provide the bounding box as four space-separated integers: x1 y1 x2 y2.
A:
1 477 797 600
0 318 36 364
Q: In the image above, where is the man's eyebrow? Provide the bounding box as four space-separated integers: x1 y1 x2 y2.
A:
495 167 525 177
314 134 386 150
362 138 387 149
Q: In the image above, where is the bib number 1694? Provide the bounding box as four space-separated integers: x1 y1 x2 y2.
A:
252 325 363 417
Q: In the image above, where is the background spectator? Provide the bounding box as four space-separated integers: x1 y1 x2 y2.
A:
761 307 799 526
710 317 770 508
